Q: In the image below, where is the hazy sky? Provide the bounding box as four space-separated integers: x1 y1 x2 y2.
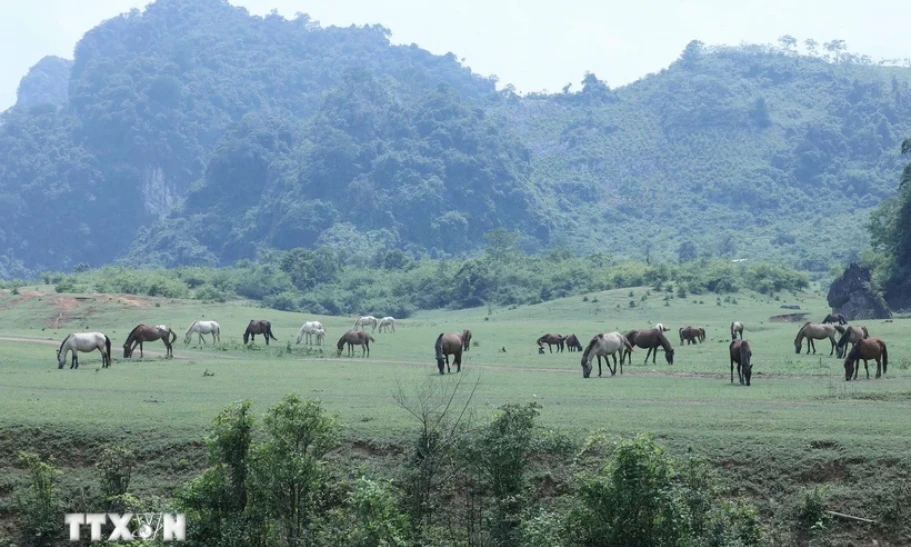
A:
2 0 910 110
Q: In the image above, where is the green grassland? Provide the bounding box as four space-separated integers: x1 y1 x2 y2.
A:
1 284 910 543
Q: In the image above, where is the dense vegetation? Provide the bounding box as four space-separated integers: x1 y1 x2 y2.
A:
14 235 811 316
2 0 911 277
19 392 868 546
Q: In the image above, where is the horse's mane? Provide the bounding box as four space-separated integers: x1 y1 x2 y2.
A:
581 334 601 362
57 333 72 354
337 335 347 350
125 324 144 343
656 330 673 351
435 333 444 360
185 320 198 336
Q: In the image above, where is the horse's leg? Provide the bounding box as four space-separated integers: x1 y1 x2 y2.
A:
652 346 658 364
864 359 871 379
597 355 602 377
829 336 835 356
731 357 735 384
808 338 814 354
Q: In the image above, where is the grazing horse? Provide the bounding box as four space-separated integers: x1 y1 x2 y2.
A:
823 313 848 325
835 325 869 359
461 328 472 351
680 326 702 345
336 330 375 357
123 324 175 359
844 338 888 381
185 320 221 345
731 321 744 340
296 321 325 345
729 340 753 386
313 328 326 346
244 320 277 345
627 328 675 365
794 322 838 356
581 332 633 378
57 332 111 369
655 323 670 332
537 333 565 353
377 317 396 333
564 333 584 352
354 316 379 332
435 332 465 374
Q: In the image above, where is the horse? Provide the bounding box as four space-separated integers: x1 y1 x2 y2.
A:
680 326 702 345
823 313 848 325
835 325 869 359
564 333 584 352
377 316 396 333
844 338 888 381
537 333 565 353
123 324 176 359
627 328 675 365
581 332 633 378
621 329 641 364
731 321 744 340
697 327 706 342
313 328 325 346
655 323 670 332
244 320 277 345
354 316 379 332
461 328 472 351
793 322 838 356
57 332 111 369
435 332 466 374
296 321 325 345
185 320 221 345
337 329 375 357
729 339 753 386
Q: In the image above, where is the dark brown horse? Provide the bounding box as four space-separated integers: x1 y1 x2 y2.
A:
680 326 702 345
835 325 869 359
626 328 674 365
823 313 848 325
123 324 176 359
243 320 278 345
337 330 375 357
537 333 565 353
435 332 465 374
564 333 584 352
729 339 753 386
844 338 887 380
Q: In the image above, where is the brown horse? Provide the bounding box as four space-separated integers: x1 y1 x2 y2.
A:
621 329 640 364
794 322 838 355
835 325 869 359
844 338 888 380
337 330 375 357
243 320 278 345
729 339 753 386
823 313 848 325
435 332 464 374
123 324 176 359
680 326 702 345
627 328 674 365
731 321 744 340
564 333 584 352
462 328 472 351
537 333 565 353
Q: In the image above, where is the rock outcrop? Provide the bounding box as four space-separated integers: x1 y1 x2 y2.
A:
827 263 892 320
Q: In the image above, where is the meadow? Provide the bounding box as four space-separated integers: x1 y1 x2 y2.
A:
1 284 910 544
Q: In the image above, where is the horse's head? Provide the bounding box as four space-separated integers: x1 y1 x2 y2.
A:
243 331 250 345
793 338 802 354
665 349 674 365
581 356 592 378
436 357 445 375
843 358 856 381
122 344 131 358
56 348 65 369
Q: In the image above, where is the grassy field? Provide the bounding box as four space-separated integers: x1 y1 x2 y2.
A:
1 284 910 543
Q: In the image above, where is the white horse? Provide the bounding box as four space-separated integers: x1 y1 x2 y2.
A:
377 316 396 333
57 332 112 369
580 332 633 378
354 316 379 332
314 328 325 346
655 323 670 332
185 320 221 345
296 321 325 345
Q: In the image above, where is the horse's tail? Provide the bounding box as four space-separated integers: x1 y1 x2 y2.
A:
368 334 376 343
862 326 869 338
435 333 444 360
168 329 177 345
104 335 112 361
881 340 888 373
268 323 278 340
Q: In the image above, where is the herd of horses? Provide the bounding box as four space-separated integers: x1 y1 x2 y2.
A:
52 309 888 385
54 315 400 369
534 313 888 386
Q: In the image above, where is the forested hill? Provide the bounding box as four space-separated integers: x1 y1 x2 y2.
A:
1 0 910 277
